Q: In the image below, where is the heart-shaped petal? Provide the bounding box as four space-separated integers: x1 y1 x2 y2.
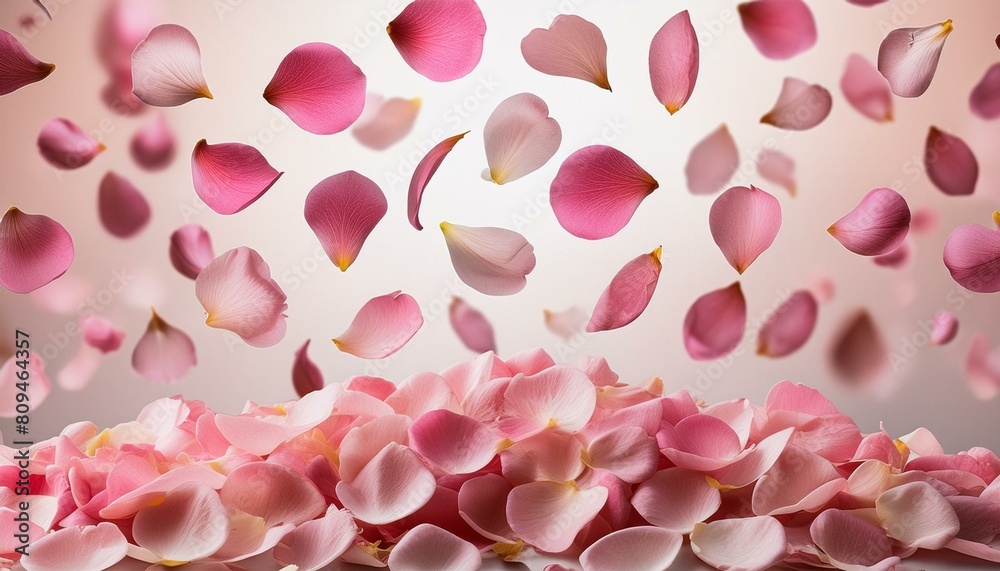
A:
304 170 387 271
483 93 561 185
131 24 212 106
441 223 536 296
522 15 611 90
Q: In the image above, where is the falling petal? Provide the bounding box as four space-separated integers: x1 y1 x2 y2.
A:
757 290 819 358
550 145 658 239
970 63 1000 119
191 139 283 215
685 124 739 196
925 127 979 196
690 516 787 571
450 297 497 354
649 10 699 114
0 207 74 294
943 215 1000 293
169 224 215 280
587 246 662 333
387 524 481 571
756 149 796 196
841 53 893 122
408 131 467 230
263 42 367 135
911 207 938 234
82 315 126 353
132 308 197 383
37 118 105 169
334 291 423 359
195 247 288 347
304 171 387 271
387 0 486 82
98 171 151 238
18 522 127 571
580 527 682 571
878 20 953 97
709 185 781 273
738 0 817 59
507 481 607 553
521 15 611 90
273 506 358 571
873 238 913 269
965 333 1000 400
683 282 747 360
930 311 959 346
352 95 421 150
130 114 175 170
0 28 55 95
59 343 103 392
441 223 536 296
761 77 832 130
828 187 910 256
292 340 324 398
830 310 888 385
0 353 50 418
544 306 589 340
483 93 561 185
131 24 211 106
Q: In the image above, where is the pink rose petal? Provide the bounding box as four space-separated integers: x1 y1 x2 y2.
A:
221 462 325 526
58 342 103 392
483 93 561 185
37 118 105 169
131 24 212 106
458 474 515 542
810 509 900 570
757 290 819 358
521 15 611 90
690 516 787 571
710 185 781 273
352 95 421 150
292 339 324 398
876 481 960 549
583 426 658 483
169 224 215 280
828 187 910 256
738 0 817 59
683 282 747 360
304 170 387 271
878 20 953 97
943 215 1000 294
97 171 151 238
440 223 536 296
191 139 283 215
388 0 486 82
580 527 682 571
507 481 608 553
82 316 125 353
385 371 458 419
841 53 893 122
925 126 979 196
0 28 55 95
335 442 436 525
550 145 658 239
334 291 423 359
273 506 358 571
131 308 197 383
132 484 229 563
756 149 796 197
649 10 699 114
631 468 722 533
1 353 50 418
545 306 589 340
830 310 889 385
970 63 1000 119
19 522 127 571
500 365 597 441
195 246 287 348
408 131 467 230
502 430 585 485
930 311 959 346
338 413 410 483
965 333 1000 401
387 524 481 571
761 77 832 130
130 114 175 170
409 409 498 475
685 124 739 196
586 246 662 333
263 43 366 135
873 238 913 269
449 297 497 354
752 445 846 515
0 207 74 294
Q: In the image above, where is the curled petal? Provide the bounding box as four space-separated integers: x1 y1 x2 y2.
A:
1 353 50 418
292 340 324 398
388 0 486 82
752 445 846 515
761 77 832 130
191 139 283 215
409 409 497 474
925 126 979 196
131 24 211 106
304 171 387 271
130 114 175 170
352 95 421 150
408 131 467 230
586 246 662 332
0 28 55 95
685 124 739 196
828 187 910 256
757 290 819 358
631 468 722 533
441 223 535 296
131 308 196 383
738 0 817 59
683 282 747 360
506 481 607 553
810 509 899 570
19 522 127 571
133 484 229 563
930 311 959 346
710 185 781 273
550 145 658 239
263 43 366 135
98 171 151 238
544 306 589 340
388 524 481 571
169 224 215 280
0 207 74 294
965 333 1000 401
522 15 610 90
690 516 787 571
483 93 561 185
334 291 423 359
841 53 893 122
336 443 436 525
943 218 1000 293
500 365 597 440
830 310 888 386
37 118 105 169
756 149 796 197
876 481 960 549
970 63 1000 119
82 316 125 353
580 527 682 571
878 20 953 97
649 10 699 114
273 506 358 571
450 297 497 354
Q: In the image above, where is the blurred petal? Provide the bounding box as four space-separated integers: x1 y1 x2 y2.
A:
169 224 214 280
925 126 979 196
191 139 283 215
0 207 74 294
710 185 781 273
352 95 420 150
82 316 125 353
757 290 819 358
450 297 497 354
685 124 739 196
408 131 467 230
830 310 888 386
196 247 287 347
334 291 423 359
130 114 175 170
970 63 1000 119
500 365 597 440
683 282 747 360
756 149 796 197
738 0 817 59
98 171 151 238
690 516 787 571
810 509 899 570
131 308 196 383
522 15 610 90
0 28 55 95
133 484 228 563
388 524 481 571
873 238 913 269
586 246 662 332
304 171 387 271
388 0 486 82
911 207 938 234
876 481 960 549
273 506 358 571
580 527 682 571
632 468 722 533
943 218 1000 293
507 481 607 553
263 43 366 135
761 77 832 130
965 333 1000 400
131 24 211 106
930 311 959 346
828 187 910 256
878 20 953 97
19 522 127 571
409 409 497 474
1 353 50 418
441 223 535 296
58 343 103 391
550 145 658 239
841 53 893 122
483 93 561 184
37 118 104 169
649 10 699 114
336 443 436 525
292 339 324 398
545 306 589 340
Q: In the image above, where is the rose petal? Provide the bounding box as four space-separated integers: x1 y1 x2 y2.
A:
710 185 781 274
878 19 953 97
586 246 662 332
385 371 458 419
221 462 325 526
507 481 608 553
292 339 324 398
483 93 561 185
352 95 421 150
168 224 214 280
580 526 682 571
521 15 610 90
450 297 497 354
98 171 151 238
876 481 960 549
458 474 514 542
191 139 283 215
0 207 74 294
757 290 819 358
1 353 50 418
584 426 658 483
263 42 366 135
708 428 795 489
387 0 486 82
873 238 913 269
965 333 1000 401
37 118 105 169
130 114 175 170
0 28 55 95
131 24 211 106
632 468 722 533
334 291 423 359
272 506 357 571
738 0 817 59
409 409 497 475
810 509 899 570
82 316 125 354
683 282 747 360
387 524 481 571
550 145 658 240
841 53 893 122
335 442 436 525
830 310 888 385
649 10 699 114
131 308 197 383
690 516 787 571
756 149 796 197
761 77 832 130
408 131 467 230
828 187 910 256
925 126 979 196
752 445 846 515
19 522 127 571
943 217 1000 293
930 311 959 346
500 365 597 441
304 170 387 271
440 223 536 296
133 484 229 563
501 430 585 485
970 63 1000 119
196 247 287 347
685 124 739 196
545 306 589 340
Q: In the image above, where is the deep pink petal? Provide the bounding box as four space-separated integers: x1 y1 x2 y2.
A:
82 316 125 354
507 481 608 553
756 149 796 197
522 15 610 90
970 63 1000 119
738 0 817 59
830 310 888 386
273 506 357 571
19 522 127 571
304 170 387 271
632 468 722 533
965 333 1000 401
37 118 105 169
458 474 514 542
221 462 325 527
828 187 910 256
580 527 682 571
97 171 151 238
873 237 913 269
810 509 898 570
752 445 846 515
441 223 536 296
683 282 747 360
0 207 74 294
690 516 787 571
132 484 229 563
130 114 175 170
263 43 366 134
550 145 658 239
292 339 324 398
450 297 497 354
685 124 739 196
925 126 979 196
0 28 55 95
500 366 597 440
334 290 423 359
710 185 781 273
352 95 421 150
1 353 50 418
388 0 486 82
841 53 893 122
131 308 197 383
757 290 818 358
168 224 214 280
930 311 959 346
131 24 211 106
586 247 662 332
876 481 960 549
335 443 436 525
408 131 467 230
878 20 953 97
388 524 481 571
943 217 1000 294
483 93 561 184
191 139 283 215
649 10 699 114
761 77 832 130
196 247 287 347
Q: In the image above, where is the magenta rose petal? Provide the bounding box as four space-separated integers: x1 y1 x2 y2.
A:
130 114 176 170
738 0 817 60
191 139 283 215
408 131 467 230
0 207 74 294
942 213 1000 294
304 170 387 272
0 28 55 95
828 188 910 256
830 310 889 386
757 290 819 358
98 171 151 238
970 63 1000 119
587 246 662 333
930 311 959 346
292 339 324 398
388 0 486 82
683 282 747 360
449 297 497 354
37 118 105 169
169 223 215 280
925 127 979 196
649 10 699 114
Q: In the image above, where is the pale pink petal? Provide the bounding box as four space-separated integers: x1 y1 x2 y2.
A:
37 118 105 169
409 409 497 474
335 443 436 525
649 10 699 114
352 95 421 150
272 506 357 571
930 311 959 346
408 131 467 230
756 149 796 197
450 297 497 354
586 247 662 332
221 462 324 527
0 353 50 418
168 224 214 280
841 54 893 122
925 126 979 196
132 484 229 563
196 246 287 347
98 171 151 238
965 333 1000 401
20 522 127 571
970 63 1000 119
131 308 196 383
263 43 366 135
521 15 610 90
685 124 739 196
738 0 817 59
387 524 481 571
29 273 89 314
574 354 619 387
847 0 889 4
499 366 597 440
753 445 846 515
130 114 175 170
761 77 832 130
58 343 102 391
878 20 953 97
334 291 422 358
690 516 787 571
828 188 910 256
483 93 561 184
544 306 589 339
658 414 743 471
631 468 721 533
550 145 658 239
0 28 55 95
683 282 747 360
766 380 838 416
385 371 458 418
584 426 658 483
440 223 536 296
99 465 226 520
757 290 818 358
191 139 283 215
81 316 125 353
876 481 961 549
507 481 608 553
830 310 888 385
292 340 324 398
707 428 795 488
338 414 410 483
304 170 387 271
131 24 211 106
810 509 899 570
580 526 682 571
387 0 486 82
0 207 74 294
710 185 781 273
943 217 1000 293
